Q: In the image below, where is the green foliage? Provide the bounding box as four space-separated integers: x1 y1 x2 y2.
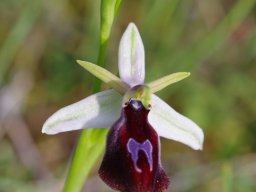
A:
0 0 41 84
43 47 82 100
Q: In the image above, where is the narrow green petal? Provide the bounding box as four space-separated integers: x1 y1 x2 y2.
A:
77 60 129 94
147 72 190 93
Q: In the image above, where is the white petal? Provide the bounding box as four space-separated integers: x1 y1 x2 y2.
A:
118 23 145 87
42 90 122 135
149 94 204 150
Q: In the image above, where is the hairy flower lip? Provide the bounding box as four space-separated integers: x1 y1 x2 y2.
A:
99 99 169 192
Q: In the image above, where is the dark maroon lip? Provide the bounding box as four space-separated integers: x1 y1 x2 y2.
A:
99 99 169 192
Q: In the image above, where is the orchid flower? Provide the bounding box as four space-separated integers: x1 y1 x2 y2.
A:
42 23 204 192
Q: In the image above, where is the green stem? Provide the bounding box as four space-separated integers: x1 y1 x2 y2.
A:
63 129 108 192
63 1 122 191
93 0 121 92
92 38 108 92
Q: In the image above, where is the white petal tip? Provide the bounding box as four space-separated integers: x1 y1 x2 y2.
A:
127 22 137 31
193 139 204 150
41 129 54 135
41 122 58 135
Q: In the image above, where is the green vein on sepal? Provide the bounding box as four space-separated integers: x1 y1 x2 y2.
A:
77 60 129 94
147 72 191 93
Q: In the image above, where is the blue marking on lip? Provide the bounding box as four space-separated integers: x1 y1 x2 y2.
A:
127 138 153 173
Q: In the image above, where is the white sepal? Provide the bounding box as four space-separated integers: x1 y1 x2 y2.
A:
42 90 122 134
149 94 204 150
118 23 145 87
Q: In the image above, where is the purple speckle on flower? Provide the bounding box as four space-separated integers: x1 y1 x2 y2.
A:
127 138 153 172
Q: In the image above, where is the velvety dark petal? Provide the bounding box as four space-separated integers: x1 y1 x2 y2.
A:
99 99 170 192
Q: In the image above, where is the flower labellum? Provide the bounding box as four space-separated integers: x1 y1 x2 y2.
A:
99 96 169 192
42 23 204 192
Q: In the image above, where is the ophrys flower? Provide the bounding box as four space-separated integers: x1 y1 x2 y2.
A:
42 23 204 192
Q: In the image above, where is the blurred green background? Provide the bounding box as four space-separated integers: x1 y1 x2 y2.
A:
0 0 256 191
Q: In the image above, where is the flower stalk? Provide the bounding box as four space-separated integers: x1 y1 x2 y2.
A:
63 1 122 191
